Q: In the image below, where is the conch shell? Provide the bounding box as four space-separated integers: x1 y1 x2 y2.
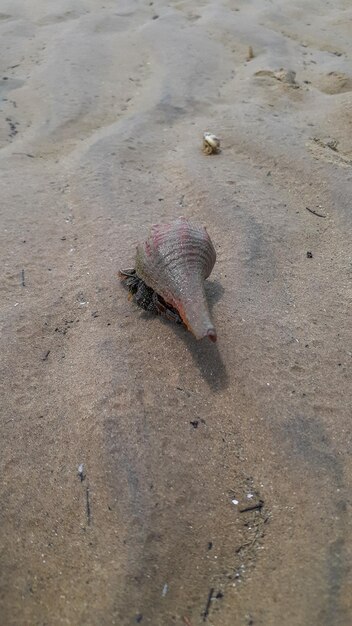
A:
122 217 217 342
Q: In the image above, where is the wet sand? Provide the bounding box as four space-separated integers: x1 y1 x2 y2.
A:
1 1 352 624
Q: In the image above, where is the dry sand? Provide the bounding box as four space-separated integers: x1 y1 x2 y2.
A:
1 1 352 624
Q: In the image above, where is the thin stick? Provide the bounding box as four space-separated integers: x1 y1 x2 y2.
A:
247 46 254 61
202 588 214 622
86 486 91 526
240 500 264 514
21 269 25 286
305 206 326 218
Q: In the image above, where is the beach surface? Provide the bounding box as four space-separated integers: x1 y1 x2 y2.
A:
1 1 352 624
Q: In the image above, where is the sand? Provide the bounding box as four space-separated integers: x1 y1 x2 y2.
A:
1 0 352 624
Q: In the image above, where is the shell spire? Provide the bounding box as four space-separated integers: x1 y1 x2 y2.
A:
135 217 217 341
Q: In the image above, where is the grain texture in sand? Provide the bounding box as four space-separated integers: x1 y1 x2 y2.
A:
1 1 352 625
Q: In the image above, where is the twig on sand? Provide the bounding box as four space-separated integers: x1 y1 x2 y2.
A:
21 269 25 286
239 499 264 513
247 45 254 61
305 206 326 218
42 350 50 361
182 617 193 626
86 486 92 525
202 588 214 622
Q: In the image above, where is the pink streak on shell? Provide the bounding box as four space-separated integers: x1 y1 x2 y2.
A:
135 217 217 341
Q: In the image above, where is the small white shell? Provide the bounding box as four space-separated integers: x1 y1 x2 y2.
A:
202 132 220 155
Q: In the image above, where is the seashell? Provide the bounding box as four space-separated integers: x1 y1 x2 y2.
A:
120 217 217 342
202 132 220 155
